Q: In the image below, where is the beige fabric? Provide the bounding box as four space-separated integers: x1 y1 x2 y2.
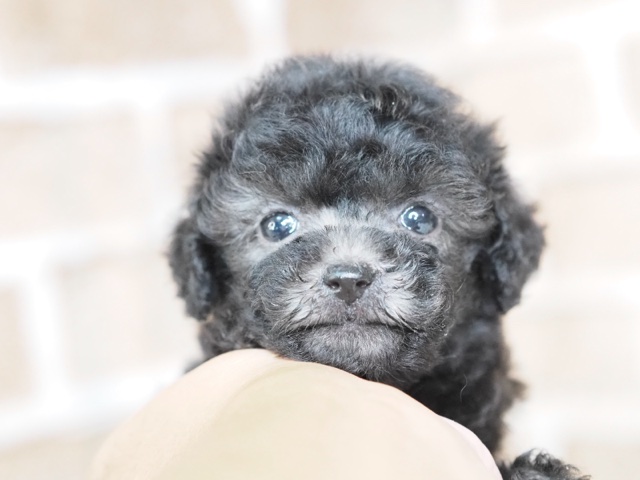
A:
91 349 500 480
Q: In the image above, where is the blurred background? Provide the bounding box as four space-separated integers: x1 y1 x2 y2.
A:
1 0 639 478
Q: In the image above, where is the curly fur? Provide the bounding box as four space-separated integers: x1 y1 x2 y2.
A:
169 55 588 480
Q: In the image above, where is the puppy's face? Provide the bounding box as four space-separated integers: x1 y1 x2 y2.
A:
171 57 543 386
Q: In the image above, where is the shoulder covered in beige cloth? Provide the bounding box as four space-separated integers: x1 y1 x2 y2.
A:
91 349 501 480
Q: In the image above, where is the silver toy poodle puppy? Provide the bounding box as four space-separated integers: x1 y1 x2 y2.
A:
170 56 587 480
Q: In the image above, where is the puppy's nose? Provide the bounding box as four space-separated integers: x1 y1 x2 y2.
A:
323 264 375 304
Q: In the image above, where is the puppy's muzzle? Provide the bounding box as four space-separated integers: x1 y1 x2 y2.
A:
323 264 376 305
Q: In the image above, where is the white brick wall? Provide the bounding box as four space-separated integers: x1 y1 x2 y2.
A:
1 1 639 478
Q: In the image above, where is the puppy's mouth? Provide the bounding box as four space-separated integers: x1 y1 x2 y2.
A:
269 307 419 337
299 318 403 332
293 322 406 350
269 317 410 382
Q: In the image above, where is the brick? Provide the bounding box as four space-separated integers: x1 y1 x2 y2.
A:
494 0 611 25
620 36 640 131
57 252 199 382
505 297 640 394
0 432 107 480
171 102 222 194
538 173 640 273
0 289 32 401
449 45 596 154
0 0 248 74
505 170 640 394
0 116 149 237
286 0 457 56
566 439 640 480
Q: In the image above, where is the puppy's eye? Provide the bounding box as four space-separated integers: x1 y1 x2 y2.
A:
260 212 298 242
399 205 438 235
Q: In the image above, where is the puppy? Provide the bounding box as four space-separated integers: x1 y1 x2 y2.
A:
170 56 587 480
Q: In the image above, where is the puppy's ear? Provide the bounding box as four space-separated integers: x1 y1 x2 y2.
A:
483 187 544 313
169 218 226 321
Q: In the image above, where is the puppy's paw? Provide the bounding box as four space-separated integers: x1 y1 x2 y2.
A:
499 450 589 480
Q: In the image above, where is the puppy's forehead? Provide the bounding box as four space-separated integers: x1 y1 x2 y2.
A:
230 96 472 208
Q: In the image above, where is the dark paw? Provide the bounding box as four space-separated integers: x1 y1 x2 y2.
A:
499 450 589 480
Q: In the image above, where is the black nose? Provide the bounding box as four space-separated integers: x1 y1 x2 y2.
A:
323 264 375 304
